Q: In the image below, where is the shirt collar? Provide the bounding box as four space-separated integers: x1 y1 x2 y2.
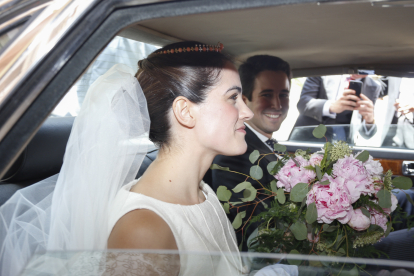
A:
244 123 271 147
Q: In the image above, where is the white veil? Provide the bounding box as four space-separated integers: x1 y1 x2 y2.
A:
0 64 150 276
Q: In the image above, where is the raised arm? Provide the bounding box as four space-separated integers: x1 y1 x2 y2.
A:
297 76 327 123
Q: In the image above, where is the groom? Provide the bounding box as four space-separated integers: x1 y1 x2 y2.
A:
208 55 291 251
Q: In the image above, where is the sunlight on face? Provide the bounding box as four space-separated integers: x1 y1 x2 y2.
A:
195 63 254 156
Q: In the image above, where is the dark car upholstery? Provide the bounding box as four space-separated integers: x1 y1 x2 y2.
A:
0 117 160 206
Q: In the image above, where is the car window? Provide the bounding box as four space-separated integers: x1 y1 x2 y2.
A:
281 75 414 152
51 36 159 117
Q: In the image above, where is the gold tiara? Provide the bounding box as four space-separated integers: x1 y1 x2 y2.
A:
157 42 224 54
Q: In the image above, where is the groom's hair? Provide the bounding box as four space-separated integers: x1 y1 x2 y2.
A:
239 55 291 101
136 41 233 149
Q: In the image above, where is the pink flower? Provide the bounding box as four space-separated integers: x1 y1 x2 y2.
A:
370 210 388 232
307 175 353 224
348 209 370 231
383 193 398 214
363 155 383 177
333 155 374 197
309 153 323 167
275 156 316 192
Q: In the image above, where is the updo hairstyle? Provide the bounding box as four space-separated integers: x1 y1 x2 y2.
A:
136 41 232 149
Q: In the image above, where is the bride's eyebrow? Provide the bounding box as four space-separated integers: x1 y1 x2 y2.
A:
224 85 242 95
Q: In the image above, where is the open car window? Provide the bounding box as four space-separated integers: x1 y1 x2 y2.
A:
51 36 158 117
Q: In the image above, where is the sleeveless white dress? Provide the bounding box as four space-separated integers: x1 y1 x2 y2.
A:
108 179 245 276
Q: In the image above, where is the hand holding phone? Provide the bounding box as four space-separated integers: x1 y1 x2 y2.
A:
349 80 363 99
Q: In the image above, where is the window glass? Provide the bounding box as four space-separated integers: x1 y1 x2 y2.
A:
280 75 414 151
51 36 159 117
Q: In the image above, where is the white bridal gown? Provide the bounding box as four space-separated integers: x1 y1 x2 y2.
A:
108 179 246 276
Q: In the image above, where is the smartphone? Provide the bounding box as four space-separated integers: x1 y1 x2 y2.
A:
349 80 362 99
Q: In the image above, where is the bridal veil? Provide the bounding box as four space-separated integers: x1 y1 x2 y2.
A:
0 64 151 275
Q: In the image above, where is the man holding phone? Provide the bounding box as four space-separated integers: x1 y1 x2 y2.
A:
295 74 381 139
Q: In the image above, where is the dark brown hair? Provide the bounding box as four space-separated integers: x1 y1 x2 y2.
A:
136 41 232 148
238 55 291 101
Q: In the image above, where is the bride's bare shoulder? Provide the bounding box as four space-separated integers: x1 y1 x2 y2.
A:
107 209 178 250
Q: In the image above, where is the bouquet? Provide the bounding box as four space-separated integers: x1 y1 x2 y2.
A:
213 124 413 274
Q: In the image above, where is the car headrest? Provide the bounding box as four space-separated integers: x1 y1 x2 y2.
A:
1 117 75 183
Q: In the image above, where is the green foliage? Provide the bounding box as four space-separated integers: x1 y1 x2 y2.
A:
222 203 230 214
217 186 231 201
268 159 286 175
392 176 413 190
249 150 260 164
306 202 317 224
270 180 277 193
377 189 392 208
210 164 230 171
355 150 369 162
290 222 307 240
241 186 257 202
232 181 252 193
232 211 246 229
313 124 327 138
277 188 286 204
274 143 287 153
315 165 322 180
250 165 263 180
360 207 370 218
287 250 302 265
290 183 309 202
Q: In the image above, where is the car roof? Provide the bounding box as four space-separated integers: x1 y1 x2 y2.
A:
120 0 414 77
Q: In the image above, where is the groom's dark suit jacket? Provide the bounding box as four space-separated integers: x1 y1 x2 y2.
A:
207 127 278 252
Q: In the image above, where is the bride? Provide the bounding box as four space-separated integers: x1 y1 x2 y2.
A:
0 41 254 275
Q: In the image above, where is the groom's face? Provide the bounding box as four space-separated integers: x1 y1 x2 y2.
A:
243 70 290 138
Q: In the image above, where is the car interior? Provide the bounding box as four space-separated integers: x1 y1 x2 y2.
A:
0 1 413 251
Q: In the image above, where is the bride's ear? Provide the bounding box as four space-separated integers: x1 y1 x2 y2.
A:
172 96 196 128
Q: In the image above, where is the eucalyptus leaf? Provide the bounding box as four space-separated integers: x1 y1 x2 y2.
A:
336 248 346 256
323 224 339 232
250 165 263 180
356 150 369 162
315 165 322 180
392 176 413 190
377 189 392 208
210 164 230 171
270 180 278 193
306 202 318 224
347 266 359 276
287 250 302 265
292 157 300 167
385 222 392 237
232 181 252 193
277 188 286 204
223 203 230 214
290 182 309 202
230 201 243 206
274 143 287 153
267 161 278 175
217 186 232 201
241 186 257 202
319 180 330 185
290 222 307 240
361 207 370 218
368 224 384 233
249 150 260 164
261 201 269 209
232 211 246 230
312 124 327 139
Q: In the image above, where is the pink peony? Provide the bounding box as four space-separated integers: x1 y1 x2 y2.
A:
333 155 375 197
370 210 388 232
309 153 323 167
363 155 383 177
348 209 371 231
307 175 353 224
275 156 316 192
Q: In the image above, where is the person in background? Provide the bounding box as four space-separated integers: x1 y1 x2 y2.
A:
208 55 291 251
295 74 381 141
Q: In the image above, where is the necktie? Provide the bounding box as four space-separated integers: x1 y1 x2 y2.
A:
265 138 278 151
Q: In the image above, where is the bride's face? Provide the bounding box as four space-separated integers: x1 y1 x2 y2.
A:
194 63 254 156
